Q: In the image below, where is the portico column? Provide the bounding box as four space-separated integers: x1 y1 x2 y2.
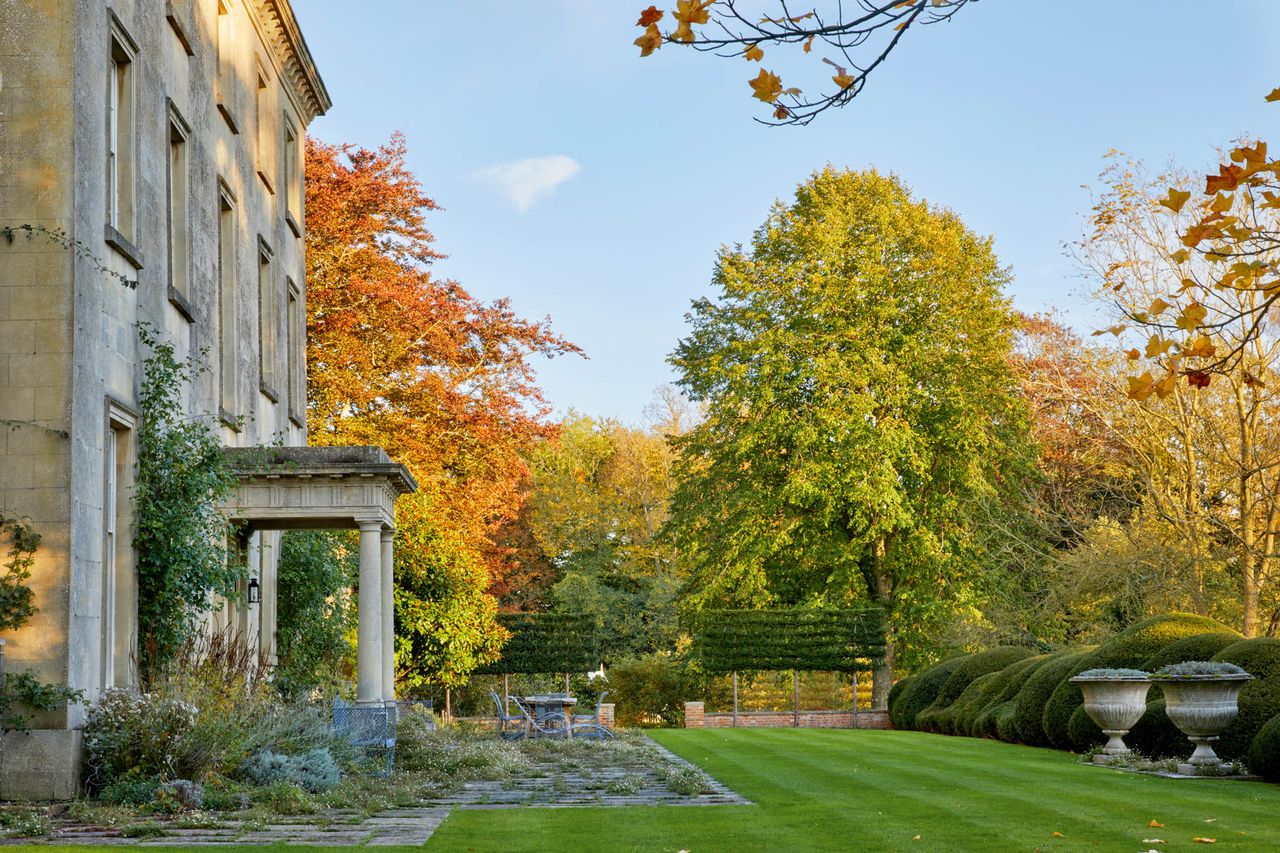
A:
356 519 384 703
380 527 395 701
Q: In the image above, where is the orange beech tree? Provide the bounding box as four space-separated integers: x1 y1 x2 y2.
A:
305 133 580 691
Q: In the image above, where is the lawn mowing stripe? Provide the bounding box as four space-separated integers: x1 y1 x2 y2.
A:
653 729 1280 850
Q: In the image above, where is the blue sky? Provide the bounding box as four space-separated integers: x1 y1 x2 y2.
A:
296 1 1278 424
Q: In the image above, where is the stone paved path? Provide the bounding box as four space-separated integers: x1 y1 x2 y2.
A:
14 736 748 846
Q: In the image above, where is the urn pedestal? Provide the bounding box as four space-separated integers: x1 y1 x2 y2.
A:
1069 674 1152 762
1152 674 1252 775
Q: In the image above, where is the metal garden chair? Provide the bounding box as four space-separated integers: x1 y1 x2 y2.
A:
571 690 615 739
490 690 527 741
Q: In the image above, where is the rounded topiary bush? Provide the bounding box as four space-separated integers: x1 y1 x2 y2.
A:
922 671 1002 736
993 701 1020 742
890 657 965 731
1041 613 1234 751
1141 632 1241 673
971 654 1052 739
1208 638 1280 760
1010 650 1092 746
888 675 914 728
1125 697 1190 759
1247 712 1280 781
928 647 1036 711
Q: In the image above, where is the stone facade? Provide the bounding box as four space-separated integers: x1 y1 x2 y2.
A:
0 0 329 798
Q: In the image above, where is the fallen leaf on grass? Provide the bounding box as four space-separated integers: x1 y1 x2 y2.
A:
1149 820 1164 828
1204 819 1216 823
1051 832 1065 837
1142 840 1165 844
911 835 920 841
1193 838 1217 844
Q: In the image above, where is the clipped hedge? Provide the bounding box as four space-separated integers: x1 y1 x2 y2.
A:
918 671 1000 736
971 654 1052 739
887 675 913 724
1248 712 1280 782
1011 650 1092 746
1210 638 1280 760
1041 613 1233 750
889 657 965 732
915 647 1035 735
1125 697 1190 759
1141 632 1241 673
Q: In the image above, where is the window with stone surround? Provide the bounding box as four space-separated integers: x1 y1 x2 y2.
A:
106 18 137 244
283 116 302 236
258 238 279 402
255 61 276 193
218 183 240 422
167 103 192 315
216 0 240 132
104 400 138 692
286 278 304 426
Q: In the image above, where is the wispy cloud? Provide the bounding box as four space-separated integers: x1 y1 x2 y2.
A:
479 155 581 212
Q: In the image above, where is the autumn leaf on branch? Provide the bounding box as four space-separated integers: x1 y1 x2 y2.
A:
636 5 663 26
629 1 975 125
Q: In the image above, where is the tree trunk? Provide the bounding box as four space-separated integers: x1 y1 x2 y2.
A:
871 639 894 711
868 536 895 711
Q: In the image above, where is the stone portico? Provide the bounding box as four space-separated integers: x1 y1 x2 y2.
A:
221 446 417 703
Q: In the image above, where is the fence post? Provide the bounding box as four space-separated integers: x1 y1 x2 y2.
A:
732 671 738 728
852 671 859 729
793 670 799 727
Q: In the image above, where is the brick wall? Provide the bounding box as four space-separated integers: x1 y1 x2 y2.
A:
685 704 890 730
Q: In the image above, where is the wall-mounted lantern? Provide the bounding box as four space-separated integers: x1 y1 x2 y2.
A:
248 577 261 604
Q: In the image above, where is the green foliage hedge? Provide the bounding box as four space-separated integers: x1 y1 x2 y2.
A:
1011 650 1092 746
1248 713 1280 781
890 657 965 732
694 608 885 674
972 655 1051 739
1125 697 1189 759
886 614 1280 781
915 647 1035 735
1210 638 1280 760
1141 632 1241 673
475 613 599 675
1041 614 1233 750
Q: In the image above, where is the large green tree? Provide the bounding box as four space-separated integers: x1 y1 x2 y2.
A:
667 167 1034 706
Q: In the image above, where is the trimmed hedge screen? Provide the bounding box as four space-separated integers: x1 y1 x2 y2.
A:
693 607 885 674
475 612 600 675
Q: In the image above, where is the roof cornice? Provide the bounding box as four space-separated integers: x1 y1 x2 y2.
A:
253 0 332 123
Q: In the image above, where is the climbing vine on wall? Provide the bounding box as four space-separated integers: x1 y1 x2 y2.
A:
0 514 39 632
134 323 242 685
0 515 83 730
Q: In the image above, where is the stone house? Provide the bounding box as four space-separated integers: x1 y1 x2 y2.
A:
0 1 410 798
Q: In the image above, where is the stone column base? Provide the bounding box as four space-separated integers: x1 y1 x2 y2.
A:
0 729 83 800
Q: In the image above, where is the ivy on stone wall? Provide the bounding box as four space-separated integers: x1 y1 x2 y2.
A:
693 607 886 674
0 514 39 632
475 613 600 675
0 515 83 730
134 323 243 685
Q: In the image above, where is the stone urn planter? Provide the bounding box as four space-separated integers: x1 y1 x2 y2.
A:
1151 661 1253 775
1069 669 1151 762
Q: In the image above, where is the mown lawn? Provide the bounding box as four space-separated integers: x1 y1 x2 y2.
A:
425 728 1280 852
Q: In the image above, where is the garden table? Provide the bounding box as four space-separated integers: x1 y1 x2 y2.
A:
523 694 577 738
